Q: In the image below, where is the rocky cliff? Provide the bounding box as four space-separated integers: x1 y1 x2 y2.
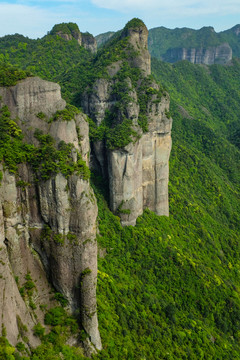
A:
82 18 172 226
0 18 172 356
163 43 232 65
96 31 116 48
0 77 101 352
50 22 97 53
148 25 238 64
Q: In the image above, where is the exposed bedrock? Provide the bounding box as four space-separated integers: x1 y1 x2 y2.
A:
164 43 232 65
82 22 172 226
0 77 101 351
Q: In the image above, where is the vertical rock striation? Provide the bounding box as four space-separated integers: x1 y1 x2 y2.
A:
164 43 232 65
82 19 172 226
107 89 172 226
0 77 101 351
51 22 97 53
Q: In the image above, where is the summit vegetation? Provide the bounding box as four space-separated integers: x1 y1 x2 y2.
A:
0 20 240 360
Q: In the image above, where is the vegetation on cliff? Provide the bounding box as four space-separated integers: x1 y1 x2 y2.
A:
124 18 146 30
90 57 240 359
0 62 32 86
0 102 89 181
0 32 92 96
0 20 152 150
50 22 80 36
148 25 240 60
0 19 240 360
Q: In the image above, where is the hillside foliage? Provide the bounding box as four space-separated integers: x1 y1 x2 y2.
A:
148 25 240 60
0 21 240 360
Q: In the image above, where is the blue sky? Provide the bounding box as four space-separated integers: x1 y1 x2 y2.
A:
0 0 240 38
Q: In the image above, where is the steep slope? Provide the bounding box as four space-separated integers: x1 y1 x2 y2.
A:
50 23 97 53
151 57 240 151
0 18 240 360
90 57 240 360
0 72 101 355
79 18 172 226
148 25 240 64
0 25 94 101
95 31 116 48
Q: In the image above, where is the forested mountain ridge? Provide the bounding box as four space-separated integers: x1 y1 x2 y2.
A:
97 24 240 65
148 25 240 64
0 27 93 90
0 18 240 360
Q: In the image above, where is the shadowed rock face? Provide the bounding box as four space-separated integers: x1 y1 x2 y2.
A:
55 28 97 53
82 23 172 226
82 33 97 53
56 30 81 45
233 26 240 35
163 43 232 65
0 77 101 352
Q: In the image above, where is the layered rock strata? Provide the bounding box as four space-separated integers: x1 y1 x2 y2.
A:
0 77 101 351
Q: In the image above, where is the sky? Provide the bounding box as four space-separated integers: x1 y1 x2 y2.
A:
0 0 240 39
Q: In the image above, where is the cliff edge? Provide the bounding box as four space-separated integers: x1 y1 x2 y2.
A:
82 18 172 226
0 77 101 353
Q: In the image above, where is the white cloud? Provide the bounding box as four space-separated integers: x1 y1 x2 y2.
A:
0 2 97 38
0 3 55 38
0 1 239 39
91 0 240 15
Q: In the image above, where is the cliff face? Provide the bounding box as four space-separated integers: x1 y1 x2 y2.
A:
81 33 97 53
0 78 101 351
148 25 238 64
82 20 172 226
107 96 172 226
53 23 97 53
0 19 172 354
121 23 151 75
96 31 116 48
164 43 232 65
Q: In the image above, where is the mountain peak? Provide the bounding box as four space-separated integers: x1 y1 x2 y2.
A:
120 18 150 74
49 22 97 53
124 18 146 30
50 22 81 44
121 18 148 48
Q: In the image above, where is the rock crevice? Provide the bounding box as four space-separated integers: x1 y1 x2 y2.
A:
0 77 101 351
83 20 172 226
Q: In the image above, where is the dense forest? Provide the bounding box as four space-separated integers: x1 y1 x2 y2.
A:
148 25 240 60
0 21 240 359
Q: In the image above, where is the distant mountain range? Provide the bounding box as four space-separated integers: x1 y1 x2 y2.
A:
0 19 240 360
96 24 240 65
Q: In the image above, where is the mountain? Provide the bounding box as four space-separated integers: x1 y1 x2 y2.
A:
94 45 240 360
0 18 173 358
148 25 240 64
0 73 102 356
95 31 116 48
0 26 94 97
96 24 240 65
0 19 240 360
50 23 97 53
